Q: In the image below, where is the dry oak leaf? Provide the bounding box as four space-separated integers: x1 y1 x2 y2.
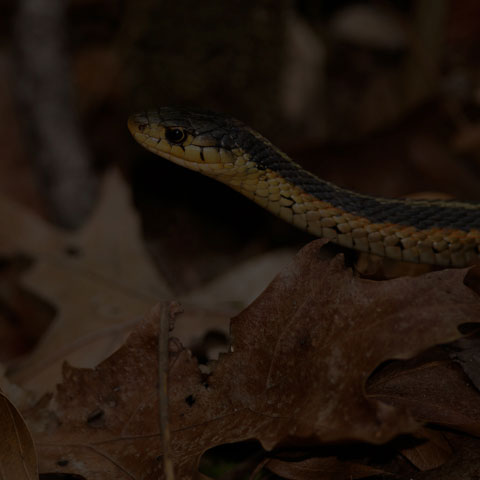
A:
367 358 480 436
30 240 480 479
218 240 480 448
398 427 452 472
0 170 171 395
261 455 388 480
408 434 480 480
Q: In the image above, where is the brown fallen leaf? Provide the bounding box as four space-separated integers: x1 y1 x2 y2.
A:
411 433 480 480
448 330 480 391
26 240 480 479
367 357 480 435
399 428 452 472
0 170 171 396
0 388 38 479
220 241 480 448
30 304 188 480
261 455 388 480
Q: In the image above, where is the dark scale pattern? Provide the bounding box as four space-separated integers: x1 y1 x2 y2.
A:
154 107 480 232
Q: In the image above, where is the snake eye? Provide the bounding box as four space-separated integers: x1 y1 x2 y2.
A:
165 128 186 144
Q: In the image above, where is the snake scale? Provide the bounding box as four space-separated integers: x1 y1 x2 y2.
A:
128 107 480 267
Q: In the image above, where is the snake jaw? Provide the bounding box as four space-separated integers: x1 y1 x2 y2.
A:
128 111 243 177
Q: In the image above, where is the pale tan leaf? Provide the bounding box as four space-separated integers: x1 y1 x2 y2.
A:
2 170 171 396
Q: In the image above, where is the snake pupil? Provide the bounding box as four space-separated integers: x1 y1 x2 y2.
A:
165 128 186 144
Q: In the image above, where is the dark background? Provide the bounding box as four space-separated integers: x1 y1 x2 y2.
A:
2 0 480 293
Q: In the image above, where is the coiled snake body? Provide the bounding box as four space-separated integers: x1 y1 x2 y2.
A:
128 107 480 267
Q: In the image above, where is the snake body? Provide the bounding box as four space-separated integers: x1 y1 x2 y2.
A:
128 107 480 267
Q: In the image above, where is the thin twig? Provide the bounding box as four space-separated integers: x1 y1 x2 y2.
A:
158 302 177 480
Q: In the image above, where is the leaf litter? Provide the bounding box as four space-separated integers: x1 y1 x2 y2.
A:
1 170 480 479
17 239 480 479
1 170 172 396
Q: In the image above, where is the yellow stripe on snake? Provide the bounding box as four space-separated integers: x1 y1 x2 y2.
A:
128 107 480 267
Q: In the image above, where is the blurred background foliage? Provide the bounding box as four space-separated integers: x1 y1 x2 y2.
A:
2 0 480 292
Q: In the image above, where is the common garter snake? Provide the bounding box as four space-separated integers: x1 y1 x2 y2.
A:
128 107 480 267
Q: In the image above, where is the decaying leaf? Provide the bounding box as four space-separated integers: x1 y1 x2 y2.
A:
399 428 452 472
261 455 388 480
411 434 480 480
367 357 480 436
0 388 38 479
448 331 480 391
216 240 480 448
30 304 187 480
27 240 480 479
0 170 171 395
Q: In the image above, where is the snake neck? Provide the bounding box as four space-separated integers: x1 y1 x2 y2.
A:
127 108 480 267
210 143 480 267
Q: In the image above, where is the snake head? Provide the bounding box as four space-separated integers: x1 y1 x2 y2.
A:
127 107 259 178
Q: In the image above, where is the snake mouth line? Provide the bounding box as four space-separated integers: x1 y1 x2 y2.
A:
131 130 230 176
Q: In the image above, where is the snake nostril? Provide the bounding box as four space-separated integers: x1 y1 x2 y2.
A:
127 114 149 134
